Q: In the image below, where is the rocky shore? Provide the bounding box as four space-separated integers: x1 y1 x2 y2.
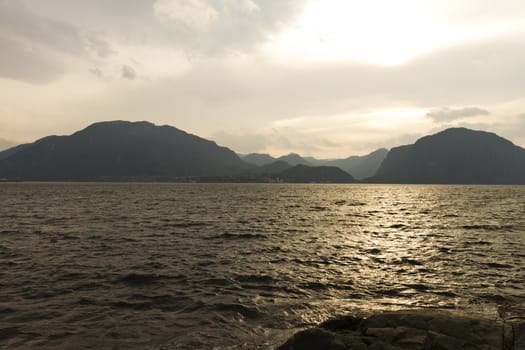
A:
277 309 525 350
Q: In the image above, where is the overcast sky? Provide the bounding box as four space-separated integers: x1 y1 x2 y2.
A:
0 0 524 157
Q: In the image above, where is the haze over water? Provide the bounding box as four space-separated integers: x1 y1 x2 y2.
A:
1 183 524 349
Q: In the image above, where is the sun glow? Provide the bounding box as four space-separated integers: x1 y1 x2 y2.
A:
268 0 521 66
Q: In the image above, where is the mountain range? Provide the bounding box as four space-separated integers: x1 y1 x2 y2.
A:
240 149 387 180
1 121 524 184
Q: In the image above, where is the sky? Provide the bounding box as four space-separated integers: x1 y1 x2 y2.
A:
0 0 524 158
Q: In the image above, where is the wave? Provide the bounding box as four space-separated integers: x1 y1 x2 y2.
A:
117 273 171 285
210 303 263 320
461 224 514 231
206 232 267 240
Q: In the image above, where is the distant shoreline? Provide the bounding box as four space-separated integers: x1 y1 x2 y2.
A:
2 180 525 185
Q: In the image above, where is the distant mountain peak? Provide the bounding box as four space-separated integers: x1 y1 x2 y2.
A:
242 153 276 166
277 153 311 166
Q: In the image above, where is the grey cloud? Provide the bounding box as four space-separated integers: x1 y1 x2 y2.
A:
79 32 525 132
0 36 64 83
121 65 137 80
89 67 104 79
196 34 520 115
0 0 113 83
0 1 112 58
50 30 525 156
426 107 490 123
152 0 308 54
16 0 307 55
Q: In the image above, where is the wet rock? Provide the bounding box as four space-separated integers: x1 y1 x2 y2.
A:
320 315 363 332
513 322 525 350
277 309 524 350
277 328 346 350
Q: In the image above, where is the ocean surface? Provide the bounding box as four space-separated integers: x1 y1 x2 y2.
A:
1 183 524 349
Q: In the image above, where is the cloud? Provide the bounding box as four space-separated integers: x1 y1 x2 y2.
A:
0 0 113 83
154 0 220 29
1 1 524 156
53 31 523 156
121 65 137 80
0 1 112 58
89 66 104 79
0 35 64 83
426 107 490 123
151 0 307 54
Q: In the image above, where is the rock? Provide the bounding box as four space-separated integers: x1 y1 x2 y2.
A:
513 322 525 350
320 315 363 332
277 309 524 350
277 328 346 350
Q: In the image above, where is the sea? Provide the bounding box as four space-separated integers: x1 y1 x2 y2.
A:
1 183 524 349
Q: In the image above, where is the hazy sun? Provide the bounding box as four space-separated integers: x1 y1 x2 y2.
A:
269 0 520 65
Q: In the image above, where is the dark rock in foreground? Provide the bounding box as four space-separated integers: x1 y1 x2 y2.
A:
278 309 525 350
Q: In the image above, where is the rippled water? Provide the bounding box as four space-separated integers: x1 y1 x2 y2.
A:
1 183 524 349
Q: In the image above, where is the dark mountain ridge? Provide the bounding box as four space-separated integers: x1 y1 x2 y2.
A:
0 121 248 181
0 143 31 161
371 128 525 184
2 123 524 183
241 153 276 167
242 149 388 180
322 148 388 180
278 164 356 183
276 153 311 166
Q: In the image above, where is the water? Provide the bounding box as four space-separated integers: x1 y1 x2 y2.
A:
1 183 524 349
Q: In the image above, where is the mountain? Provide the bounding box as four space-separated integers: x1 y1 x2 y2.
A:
302 156 328 166
276 153 311 166
0 143 31 160
244 150 388 179
0 121 248 181
323 148 388 180
370 128 525 184
278 165 356 183
242 153 276 166
253 160 293 175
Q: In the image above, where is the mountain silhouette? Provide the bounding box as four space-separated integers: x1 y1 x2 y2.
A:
241 153 276 166
278 165 356 183
251 160 293 176
276 153 311 166
242 150 387 179
2 123 523 183
322 148 388 180
370 128 525 184
0 143 31 161
0 121 248 181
